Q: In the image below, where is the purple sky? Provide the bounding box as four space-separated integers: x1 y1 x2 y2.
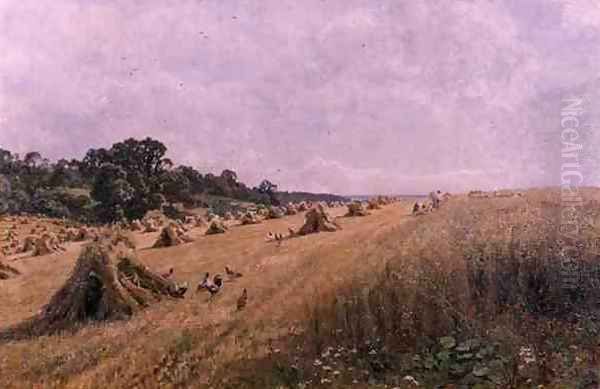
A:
1 0 599 194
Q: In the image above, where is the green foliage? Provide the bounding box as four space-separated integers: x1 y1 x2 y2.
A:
91 163 135 222
0 137 341 223
85 138 170 222
257 179 280 206
0 139 268 222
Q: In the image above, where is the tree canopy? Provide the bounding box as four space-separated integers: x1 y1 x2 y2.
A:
0 137 291 223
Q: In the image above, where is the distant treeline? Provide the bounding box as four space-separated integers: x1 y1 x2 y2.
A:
348 194 427 201
0 137 343 223
277 191 347 204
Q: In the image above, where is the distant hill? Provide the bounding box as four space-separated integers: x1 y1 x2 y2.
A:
275 191 348 204
347 194 427 201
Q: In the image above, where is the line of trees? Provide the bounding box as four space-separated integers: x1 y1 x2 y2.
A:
0 137 280 223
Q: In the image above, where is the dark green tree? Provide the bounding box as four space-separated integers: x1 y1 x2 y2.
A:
257 179 280 205
91 163 135 222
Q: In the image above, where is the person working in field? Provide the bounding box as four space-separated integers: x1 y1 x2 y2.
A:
412 202 420 215
429 190 442 210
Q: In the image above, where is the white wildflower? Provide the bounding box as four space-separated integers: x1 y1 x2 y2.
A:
402 375 420 386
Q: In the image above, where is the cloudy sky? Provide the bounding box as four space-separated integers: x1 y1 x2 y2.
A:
1 0 599 194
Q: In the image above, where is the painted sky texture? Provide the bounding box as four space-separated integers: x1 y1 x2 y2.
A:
1 0 599 195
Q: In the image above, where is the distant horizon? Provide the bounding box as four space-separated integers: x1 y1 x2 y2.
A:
0 140 526 196
342 193 427 199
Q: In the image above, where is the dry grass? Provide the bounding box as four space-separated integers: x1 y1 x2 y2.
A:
3 189 600 388
257 188 600 388
0 201 410 388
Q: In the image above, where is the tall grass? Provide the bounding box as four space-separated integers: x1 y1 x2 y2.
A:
282 191 600 387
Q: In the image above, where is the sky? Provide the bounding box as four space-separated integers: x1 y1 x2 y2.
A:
1 0 599 195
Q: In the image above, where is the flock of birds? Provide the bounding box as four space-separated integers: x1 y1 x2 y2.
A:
162 265 247 310
264 228 296 245
157 201 384 309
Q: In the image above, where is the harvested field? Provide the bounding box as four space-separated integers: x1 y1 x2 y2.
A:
2 189 600 388
0 200 412 388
